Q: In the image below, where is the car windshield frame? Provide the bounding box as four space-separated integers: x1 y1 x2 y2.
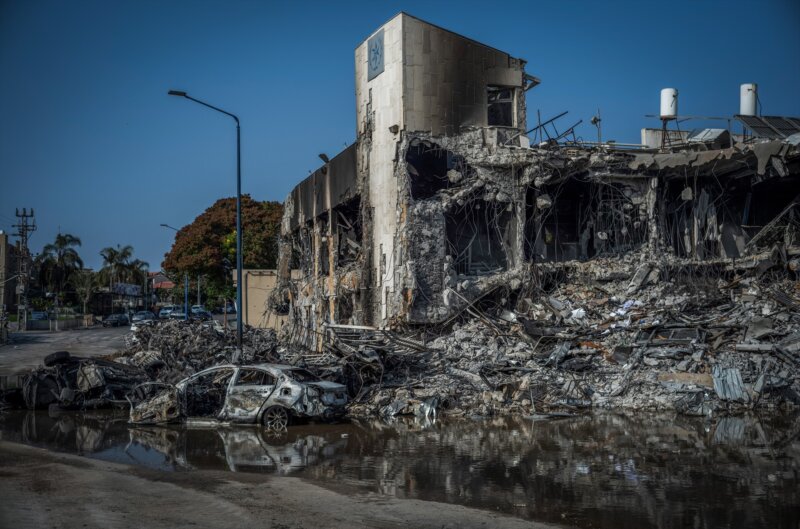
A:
283 368 319 383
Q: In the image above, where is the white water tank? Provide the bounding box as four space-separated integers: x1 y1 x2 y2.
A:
740 83 758 116
660 88 678 119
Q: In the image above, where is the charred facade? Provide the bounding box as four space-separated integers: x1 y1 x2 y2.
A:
276 13 800 350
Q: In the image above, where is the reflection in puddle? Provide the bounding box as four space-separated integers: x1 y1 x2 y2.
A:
1 410 798 528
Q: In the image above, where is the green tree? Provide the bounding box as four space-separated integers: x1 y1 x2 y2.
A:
71 269 97 314
37 233 84 300
162 195 282 297
99 245 148 289
99 245 133 290
125 258 150 284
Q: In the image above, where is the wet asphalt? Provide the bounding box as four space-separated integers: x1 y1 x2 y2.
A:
0 325 128 374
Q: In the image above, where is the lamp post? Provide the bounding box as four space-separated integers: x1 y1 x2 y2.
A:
168 90 242 351
160 223 189 321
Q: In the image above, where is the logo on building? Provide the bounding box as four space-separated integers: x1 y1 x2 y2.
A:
367 29 384 81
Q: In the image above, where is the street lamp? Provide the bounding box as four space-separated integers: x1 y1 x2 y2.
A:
168 90 243 352
160 223 189 321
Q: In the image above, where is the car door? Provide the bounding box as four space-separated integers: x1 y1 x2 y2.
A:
220 368 277 423
182 367 236 419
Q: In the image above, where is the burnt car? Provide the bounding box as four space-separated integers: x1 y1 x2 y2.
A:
129 364 348 429
21 351 147 411
129 425 350 474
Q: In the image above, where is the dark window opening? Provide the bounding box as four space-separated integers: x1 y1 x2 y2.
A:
525 179 648 262
488 86 514 127
446 199 512 275
291 225 313 275
320 237 330 276
235 369 275 386
185 368 235 418
406 140 472 201
336 293 354 324
663 175 800 258
334 197 362 266
318 214 330 277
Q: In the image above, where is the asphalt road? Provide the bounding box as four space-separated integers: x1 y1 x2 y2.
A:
0 326 128 374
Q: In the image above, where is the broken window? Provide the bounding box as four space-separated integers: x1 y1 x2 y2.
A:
446 199 512 275
405 140 472 201
487 86 514 127
663 175 800 258
184 367 235 418
291 226 313 277
525 179 647 262
334 198 362 266
317 214 330 277
336 293 354 324
664 180 743 259
525 181 590 262
235 369 274 386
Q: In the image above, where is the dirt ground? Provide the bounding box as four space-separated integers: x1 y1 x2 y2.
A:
0 441 561 529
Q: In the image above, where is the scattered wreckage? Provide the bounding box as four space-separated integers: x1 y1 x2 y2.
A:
18 351 147 411
310 258 800 420
115 319 280 383
129 363 348 429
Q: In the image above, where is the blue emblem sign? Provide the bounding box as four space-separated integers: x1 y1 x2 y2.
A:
367 29 384 81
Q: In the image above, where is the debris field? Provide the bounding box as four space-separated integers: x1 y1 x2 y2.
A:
3 14 800 425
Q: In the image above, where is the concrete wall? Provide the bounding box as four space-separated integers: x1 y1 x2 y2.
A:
284 144 358 231
279 14 533 337
356 14 405 322
401 14 526 135
239 269 292 331
354 13 528 325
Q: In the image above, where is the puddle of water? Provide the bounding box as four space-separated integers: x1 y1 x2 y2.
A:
0 410 797 529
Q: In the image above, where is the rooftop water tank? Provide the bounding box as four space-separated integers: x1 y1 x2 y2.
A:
660 88 678 119
740 83 757 116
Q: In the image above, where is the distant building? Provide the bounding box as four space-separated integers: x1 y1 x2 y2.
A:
0 231 19 314
149 271 175 291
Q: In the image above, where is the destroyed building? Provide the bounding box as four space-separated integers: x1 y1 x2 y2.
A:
276 12 800 350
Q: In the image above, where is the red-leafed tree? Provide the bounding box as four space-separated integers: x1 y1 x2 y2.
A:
162 195 283 299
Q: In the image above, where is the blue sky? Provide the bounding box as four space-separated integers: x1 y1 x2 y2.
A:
1 0 799 270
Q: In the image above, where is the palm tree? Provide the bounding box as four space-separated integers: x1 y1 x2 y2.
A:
125 258 150 284
99 245 133 291
38 233 83 300
71 269 96 314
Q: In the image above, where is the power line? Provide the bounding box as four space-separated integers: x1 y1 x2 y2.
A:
13 208 37 331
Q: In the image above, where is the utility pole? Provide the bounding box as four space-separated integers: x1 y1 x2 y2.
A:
13 208 36 332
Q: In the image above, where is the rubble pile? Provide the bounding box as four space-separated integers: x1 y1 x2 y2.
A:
2 352 149 411
109 320 280 383
267 13 800 423
336 258 800 419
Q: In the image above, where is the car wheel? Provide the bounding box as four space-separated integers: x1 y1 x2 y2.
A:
262 406 289 431
44 351 71 367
